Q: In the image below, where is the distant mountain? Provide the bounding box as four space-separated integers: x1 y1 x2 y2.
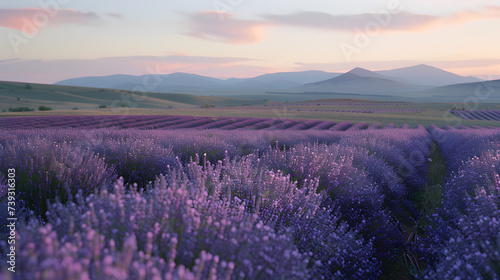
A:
293 67 426 94
56 73 225 89
419 79 500 98
152 73 226 88
375 64 482 87
225 70 341 85
56 70 341 94
56 74 141 88
54 65 491 97
340 67 388 80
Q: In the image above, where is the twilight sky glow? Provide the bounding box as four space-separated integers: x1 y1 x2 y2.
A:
1 0 500 83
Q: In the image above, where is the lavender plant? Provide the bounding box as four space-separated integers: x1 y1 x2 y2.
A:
0 126 497 279
0 138 116 221
425 183 500 279
2 173 312 279
91 137 176 187
422 128 500 279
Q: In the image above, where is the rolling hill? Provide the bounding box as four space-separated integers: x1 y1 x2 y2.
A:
418 79 500 99
56 73 226 90
0 81 266 112
291 68 426 94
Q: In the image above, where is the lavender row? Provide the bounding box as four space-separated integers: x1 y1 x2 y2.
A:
282 103 415 106
422 127 500 279
452 110 500 121
296 108 422 113
1 115 495 131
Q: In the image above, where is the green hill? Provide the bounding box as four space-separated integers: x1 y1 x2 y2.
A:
0 81 266 113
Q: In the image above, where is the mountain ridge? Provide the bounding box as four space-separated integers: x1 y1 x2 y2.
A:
375 64 482 86
54 65 491 96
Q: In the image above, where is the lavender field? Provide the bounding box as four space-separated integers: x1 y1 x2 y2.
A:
0 126 499 279
451 110 500 121
0 115 407 130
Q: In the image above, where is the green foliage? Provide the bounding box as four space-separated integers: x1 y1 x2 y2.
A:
38 106 52 111
17 97 20 101
200 104 215 108
99 104 107 109
72 107 78 110
428 142 447 186
25 83 32 90
8 107 34 112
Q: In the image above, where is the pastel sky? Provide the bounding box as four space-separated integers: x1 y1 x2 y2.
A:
1 0 500 83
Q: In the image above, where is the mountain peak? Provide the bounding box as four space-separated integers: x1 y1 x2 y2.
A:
414 64 432 67
348 67 371 74
346 67 386 79
376 64 483 86
409 64 441 70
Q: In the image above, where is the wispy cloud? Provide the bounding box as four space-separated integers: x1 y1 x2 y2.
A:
0 58 22 64
483 6 500 14
0 8 99 34
106 13 123 20
261 11 432 32
97 55 252 64
262 6 500 33
185 7 500 45
187 11 272 44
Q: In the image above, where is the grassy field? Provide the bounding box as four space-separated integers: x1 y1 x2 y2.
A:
0 81 266 111
1 81 500 128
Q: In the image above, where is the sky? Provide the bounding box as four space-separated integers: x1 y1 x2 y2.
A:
1 0 500 83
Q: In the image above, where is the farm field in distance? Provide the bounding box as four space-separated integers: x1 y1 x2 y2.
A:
1 80 500 279
1 74 500 280
2 81 500 128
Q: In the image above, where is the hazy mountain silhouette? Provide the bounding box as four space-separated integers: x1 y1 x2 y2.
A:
225 70 341 85
55 65 489 96
418 79 500 98
375 64 482 87
293 67 426 94
56 71 341 93
56 74 142 88
56 73 224 89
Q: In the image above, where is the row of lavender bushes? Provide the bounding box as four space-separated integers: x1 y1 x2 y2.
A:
424 127 500 279
0 127 497 279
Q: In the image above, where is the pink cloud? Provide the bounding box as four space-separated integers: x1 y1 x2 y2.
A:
106 13 123 20
262 6 500 33
441 6 500 25
0 8 98 34
484 6 500 14
188 11 272 44
185 6 500 44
